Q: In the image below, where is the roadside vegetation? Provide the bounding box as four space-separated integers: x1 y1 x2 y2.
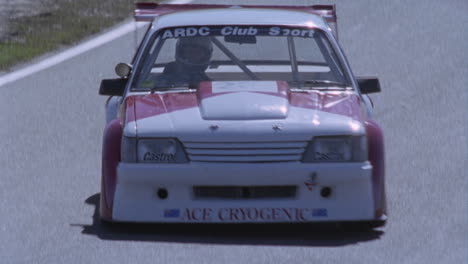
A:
0 0 158 71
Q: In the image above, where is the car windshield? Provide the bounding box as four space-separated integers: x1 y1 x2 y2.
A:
132 26 350 91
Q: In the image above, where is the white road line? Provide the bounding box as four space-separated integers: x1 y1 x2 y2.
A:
0 0 192 87
0 21 145 87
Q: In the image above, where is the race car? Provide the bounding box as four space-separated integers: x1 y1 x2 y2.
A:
99 3 387 228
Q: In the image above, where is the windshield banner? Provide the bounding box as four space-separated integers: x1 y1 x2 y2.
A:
161 26 316 39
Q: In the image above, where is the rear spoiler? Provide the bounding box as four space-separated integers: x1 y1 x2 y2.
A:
135 3 338 37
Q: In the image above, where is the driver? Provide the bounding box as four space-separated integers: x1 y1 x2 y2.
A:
158 37 213 86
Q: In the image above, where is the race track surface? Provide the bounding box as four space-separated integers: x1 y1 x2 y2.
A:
0 0 466 263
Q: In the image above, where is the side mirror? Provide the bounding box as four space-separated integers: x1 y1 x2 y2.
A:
99 78 127 96
115 63 132 78
357 77 381 94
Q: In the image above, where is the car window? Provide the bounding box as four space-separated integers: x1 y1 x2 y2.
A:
131 26 350 91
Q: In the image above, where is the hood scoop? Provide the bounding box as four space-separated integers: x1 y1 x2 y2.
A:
197 81 290 120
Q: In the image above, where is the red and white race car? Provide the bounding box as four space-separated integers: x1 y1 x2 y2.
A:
99 3 386 228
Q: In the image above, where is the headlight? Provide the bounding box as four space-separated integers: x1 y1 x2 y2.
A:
137 138 188 163
302 136 367 162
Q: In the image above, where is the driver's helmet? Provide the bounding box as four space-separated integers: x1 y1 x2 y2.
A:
175 37 213 71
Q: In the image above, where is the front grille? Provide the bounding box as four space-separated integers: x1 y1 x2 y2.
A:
193 186 297 199
183 141 307 162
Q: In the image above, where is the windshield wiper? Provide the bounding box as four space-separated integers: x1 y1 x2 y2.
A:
292 80 349 87
150 85 192 92
291 80 350 88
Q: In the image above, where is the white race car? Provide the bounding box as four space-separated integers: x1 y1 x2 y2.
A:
99 3 386 228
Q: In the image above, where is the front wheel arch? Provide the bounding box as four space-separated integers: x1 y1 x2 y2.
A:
100 118 123 221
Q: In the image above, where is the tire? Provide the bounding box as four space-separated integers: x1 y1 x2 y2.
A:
99 217 120 228
341 220 386 231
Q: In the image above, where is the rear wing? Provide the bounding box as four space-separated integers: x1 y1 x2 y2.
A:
134 3 338 38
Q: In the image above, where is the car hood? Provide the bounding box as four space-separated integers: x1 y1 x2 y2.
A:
124 81 367 141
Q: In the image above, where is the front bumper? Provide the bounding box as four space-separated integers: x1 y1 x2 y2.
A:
112 162 376 223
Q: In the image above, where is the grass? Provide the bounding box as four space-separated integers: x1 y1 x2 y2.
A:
0 0 159 71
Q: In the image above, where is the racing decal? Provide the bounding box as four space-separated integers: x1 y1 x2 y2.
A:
126 93 198 123
290 92 365 122
164 209 180 218
312 208 328 217
162 27 211 38
161 26 316 39
177 208 328 222
268 27 316 37
125 84 365 125
304 181 317 191
304 173 318 191
182 208 213 221
124 96 136 123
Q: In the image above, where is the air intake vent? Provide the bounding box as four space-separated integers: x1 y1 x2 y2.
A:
183 141 307 162
193 186 297 199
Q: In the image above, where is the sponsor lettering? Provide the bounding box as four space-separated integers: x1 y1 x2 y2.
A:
268 27 315 37
162 27 210 38
314 151 345 161
161 26 316 39
220 26 258 36
182 208 213 221
143 152 175 162
177 208 327 222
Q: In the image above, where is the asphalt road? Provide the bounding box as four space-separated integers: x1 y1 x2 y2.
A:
0 0 466 263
